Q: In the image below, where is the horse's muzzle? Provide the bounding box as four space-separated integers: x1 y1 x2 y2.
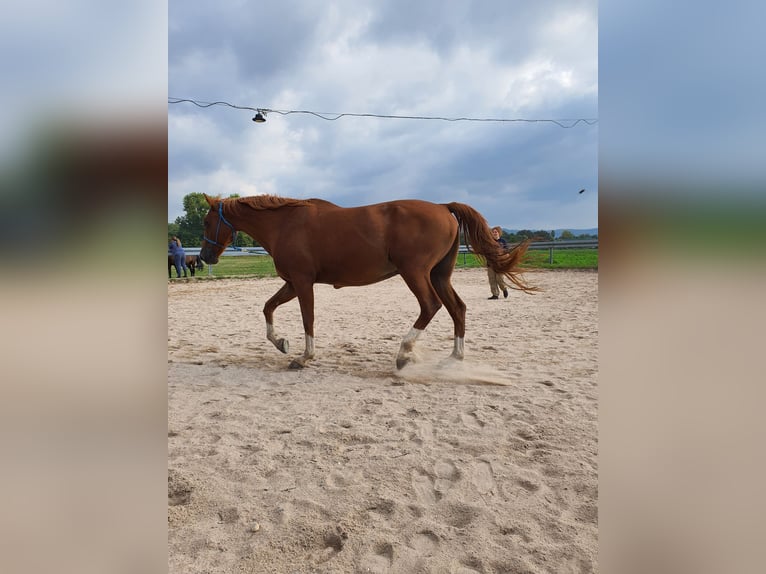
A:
199 247 218 265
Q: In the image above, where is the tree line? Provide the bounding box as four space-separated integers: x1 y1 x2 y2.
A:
502 229 597 242
169 192 596 248
168 192 256 248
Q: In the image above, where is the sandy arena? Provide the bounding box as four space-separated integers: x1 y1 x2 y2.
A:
168 268 598 573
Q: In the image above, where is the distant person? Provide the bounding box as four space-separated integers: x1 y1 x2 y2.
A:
169 236 188 278
487 226 509 299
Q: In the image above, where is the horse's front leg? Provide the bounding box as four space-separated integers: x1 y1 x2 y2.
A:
396 327 423 370
263 282 297 354
288 281 316 369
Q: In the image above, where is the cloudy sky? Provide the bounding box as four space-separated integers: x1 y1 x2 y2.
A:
169 0 597 230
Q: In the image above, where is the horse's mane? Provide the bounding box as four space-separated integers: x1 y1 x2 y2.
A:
228 194 311 214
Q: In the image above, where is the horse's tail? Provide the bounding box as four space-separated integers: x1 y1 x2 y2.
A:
445 202 539 293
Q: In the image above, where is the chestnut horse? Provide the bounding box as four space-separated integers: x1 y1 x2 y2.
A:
199 194 537 369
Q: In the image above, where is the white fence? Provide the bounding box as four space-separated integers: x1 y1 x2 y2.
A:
168 246 267 257
176 240 597 257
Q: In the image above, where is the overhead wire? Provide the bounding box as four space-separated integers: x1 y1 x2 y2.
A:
168 97 597 129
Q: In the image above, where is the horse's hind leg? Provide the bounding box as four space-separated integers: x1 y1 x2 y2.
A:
431 266 467 361
263 282 297 354
288 280 316 369
396 271 442 369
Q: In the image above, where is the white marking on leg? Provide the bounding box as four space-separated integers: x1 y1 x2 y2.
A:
452 336 465 360
288 333 315 369
304 334 315 359
403 328 423 345
266 321 289 353
398 327 423 362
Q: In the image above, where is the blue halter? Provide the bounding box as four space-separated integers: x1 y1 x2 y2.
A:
203 202 238 248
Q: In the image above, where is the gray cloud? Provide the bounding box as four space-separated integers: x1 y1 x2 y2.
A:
169 0 597 229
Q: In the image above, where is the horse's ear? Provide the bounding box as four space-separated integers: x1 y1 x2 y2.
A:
203 193 216 207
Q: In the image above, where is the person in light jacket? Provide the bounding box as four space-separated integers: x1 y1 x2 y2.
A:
486 226 509 299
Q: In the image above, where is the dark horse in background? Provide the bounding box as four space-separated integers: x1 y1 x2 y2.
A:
200 194 537 370
168 254 204 278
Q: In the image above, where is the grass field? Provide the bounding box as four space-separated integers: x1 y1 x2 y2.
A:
455 249 598 270
196 255 278 278
173 249 597 280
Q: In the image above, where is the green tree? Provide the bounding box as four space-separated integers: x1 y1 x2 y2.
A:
235 231 256 247
167 222 180 241
514 229 553 241
560 230 575 240
169 192 259 248
170 192 208 246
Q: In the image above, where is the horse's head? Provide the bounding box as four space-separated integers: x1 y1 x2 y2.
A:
199 194 237 264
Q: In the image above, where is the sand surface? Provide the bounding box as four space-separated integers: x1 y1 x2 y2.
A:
168 268 598 573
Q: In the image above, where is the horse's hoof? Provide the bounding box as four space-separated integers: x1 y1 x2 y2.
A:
277 339 289 354
396 356 410 370
288 359 304 370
